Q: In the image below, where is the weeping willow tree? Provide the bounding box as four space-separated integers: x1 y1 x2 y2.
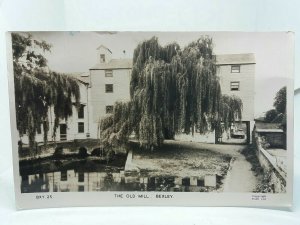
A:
216 95 243 137
99 101 133 151
12 33 80 155
100 36 243 150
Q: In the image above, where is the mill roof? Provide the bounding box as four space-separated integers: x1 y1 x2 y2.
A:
89 53 255 70
65 72 90 84
216 53 255 65
96 45 112 53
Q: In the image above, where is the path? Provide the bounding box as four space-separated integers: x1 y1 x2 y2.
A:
222 156 259 192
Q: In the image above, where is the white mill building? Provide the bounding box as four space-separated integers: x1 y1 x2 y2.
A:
21 45 255 145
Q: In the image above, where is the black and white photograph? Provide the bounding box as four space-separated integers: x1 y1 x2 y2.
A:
7 31 293 207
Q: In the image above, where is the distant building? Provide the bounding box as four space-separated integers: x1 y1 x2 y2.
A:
20 46 255 145
254 122 286 148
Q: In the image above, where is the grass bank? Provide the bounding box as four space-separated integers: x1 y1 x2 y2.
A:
130 140 232 178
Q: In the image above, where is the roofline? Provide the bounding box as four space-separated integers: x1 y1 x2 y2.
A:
96 45 112 54
89 52 255 69
216 62 256 66
89 63 255 69
62 73 89 85
89 67 132 71
255 130 284 133
215 53 255 65
75 78 89 85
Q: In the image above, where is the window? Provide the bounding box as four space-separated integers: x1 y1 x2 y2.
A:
105 84 113 93
105 70 113 77
106 105 114 114
78 185 84 192
60 124 67 141
197 179 205 187
37 123 42 134
78 122 84 133
78 104 85 119
100 54 105 63
230 81 240 91
61 171 67 181
231 65 240 73
182 177 190 186
78 172 84 182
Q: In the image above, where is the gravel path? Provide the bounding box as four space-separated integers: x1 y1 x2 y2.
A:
222 156 258 192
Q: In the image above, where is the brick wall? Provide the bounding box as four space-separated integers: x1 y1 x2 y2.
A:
254 133 286 193
262 132 285 148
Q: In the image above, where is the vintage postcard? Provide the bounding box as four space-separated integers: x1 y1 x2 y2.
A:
6 31 294 209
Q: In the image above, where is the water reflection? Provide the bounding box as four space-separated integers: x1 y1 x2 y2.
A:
21 169 219 193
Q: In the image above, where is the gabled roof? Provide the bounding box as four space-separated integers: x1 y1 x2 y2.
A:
90 59 133 70
216 53 255 65
96 45 112 54
89 53 255 70
65 72 90 85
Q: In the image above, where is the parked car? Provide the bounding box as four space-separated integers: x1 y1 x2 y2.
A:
231 129 245 139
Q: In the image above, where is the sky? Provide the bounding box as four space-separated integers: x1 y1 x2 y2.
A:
25 31 292 118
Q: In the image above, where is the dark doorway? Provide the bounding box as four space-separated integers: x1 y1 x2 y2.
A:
245 121 250 144
60 124 67 141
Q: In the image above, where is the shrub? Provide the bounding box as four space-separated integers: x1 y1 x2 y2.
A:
260 136 270 149
91 148 102 157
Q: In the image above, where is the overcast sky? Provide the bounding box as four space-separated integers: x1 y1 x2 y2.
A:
27 31 292 118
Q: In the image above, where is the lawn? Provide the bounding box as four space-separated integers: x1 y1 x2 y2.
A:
131 140 232 178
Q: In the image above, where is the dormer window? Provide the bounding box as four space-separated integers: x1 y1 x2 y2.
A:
100 54 105 63
97 45 112 64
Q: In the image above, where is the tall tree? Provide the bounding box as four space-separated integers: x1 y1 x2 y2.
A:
265 109 278 123
12 33 80 155
274 86 286 114
264 86 287 130
100 36 243 150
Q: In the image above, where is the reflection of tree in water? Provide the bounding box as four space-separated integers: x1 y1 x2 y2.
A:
21 174 48 193
157 177 174 191
145 176 176 192
103 172 114 191
139 183 147 191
